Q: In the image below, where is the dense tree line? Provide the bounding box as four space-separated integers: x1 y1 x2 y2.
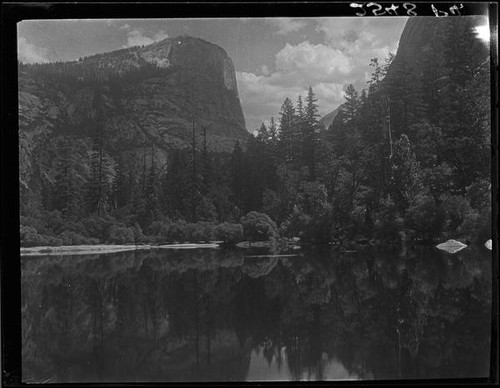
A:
18 51 177 93
20 19 491 247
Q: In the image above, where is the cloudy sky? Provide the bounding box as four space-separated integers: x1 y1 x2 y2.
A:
18 17 408 131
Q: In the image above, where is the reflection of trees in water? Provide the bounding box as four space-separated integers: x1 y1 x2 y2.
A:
22 246 491 382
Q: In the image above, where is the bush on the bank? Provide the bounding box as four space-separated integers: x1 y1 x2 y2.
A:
441 194 473 234
166 219 188 242
458 208 491 243
405 194 445 241
373 198 404 243
43 210 66 235
306 213 334 243
63 220 87 237
280 206 311 239
216 222 244 244
108 225 135 244
188 222 216 242
262 189 281 223
20 225 65 247
241 211 279 242
20 215 45 235
148 220 171 237
58 231 99 245
281 204 338 244
466 179 490 210
345 205 369 240
21 225 56 247
475 209 492 243
132 223 145 244
82 215 115 241
146 219 219 243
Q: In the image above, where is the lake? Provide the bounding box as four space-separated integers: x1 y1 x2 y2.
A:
21 245 492 382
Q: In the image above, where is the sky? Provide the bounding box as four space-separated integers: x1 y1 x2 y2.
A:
18 17 409 131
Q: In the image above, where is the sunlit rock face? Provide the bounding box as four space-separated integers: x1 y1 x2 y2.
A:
142 36 240 93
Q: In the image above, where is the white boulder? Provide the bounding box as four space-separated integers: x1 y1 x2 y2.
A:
436 239 468 254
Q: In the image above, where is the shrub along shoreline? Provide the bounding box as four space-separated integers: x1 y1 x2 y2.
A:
21 205 491 251
20 211 273 248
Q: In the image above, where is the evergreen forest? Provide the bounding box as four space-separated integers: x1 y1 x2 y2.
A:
19 19 492 248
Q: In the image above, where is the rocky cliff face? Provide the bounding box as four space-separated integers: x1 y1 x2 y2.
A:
19 36 249 191
384 16 488 83
319 108 340 130
328 16 489 130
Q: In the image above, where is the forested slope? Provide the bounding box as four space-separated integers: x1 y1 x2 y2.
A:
19 17 491 247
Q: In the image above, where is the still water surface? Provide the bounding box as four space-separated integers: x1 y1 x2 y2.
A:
21 246 492 382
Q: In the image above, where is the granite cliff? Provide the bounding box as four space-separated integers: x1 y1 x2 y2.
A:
19 36 249 193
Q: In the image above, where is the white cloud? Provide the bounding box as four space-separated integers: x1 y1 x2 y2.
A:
124 29 156 47
275 41 353 81
237 71 345 131
266 18 308 35
237 18 408 131
18 37 50 64
315 17 405 66
152 30 168 41
236 39 361 130
121 26 169 48
260 64 270 76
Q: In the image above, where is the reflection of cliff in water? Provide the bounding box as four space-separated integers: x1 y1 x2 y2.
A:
21 246 492 382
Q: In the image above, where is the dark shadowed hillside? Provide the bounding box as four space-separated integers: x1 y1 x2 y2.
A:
19 35 249 195
19 36 252 234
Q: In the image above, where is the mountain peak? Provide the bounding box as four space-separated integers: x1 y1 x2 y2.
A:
320 108 340 130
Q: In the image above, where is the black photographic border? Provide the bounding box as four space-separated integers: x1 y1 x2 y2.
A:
1 2 498 386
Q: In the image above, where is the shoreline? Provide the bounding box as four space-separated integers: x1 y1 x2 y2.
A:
19 238 492 257
20 242 223 256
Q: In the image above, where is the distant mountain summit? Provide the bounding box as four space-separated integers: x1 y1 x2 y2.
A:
79 36 241 95
319 108 340 130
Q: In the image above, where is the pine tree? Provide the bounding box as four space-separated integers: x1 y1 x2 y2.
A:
391 134 424 212
230 141 244 211
143 144 161 225
267 116 279 155
268 117 278 142
111 155 128 210
87 89 111 215
256 122 269 143
201 125 212 195
278 98 295 164
303 86 321 180
367 54 392 94
189 118 200 221
341 84 360 124
52 136 89 218
385 58 426 140
162 150 191 219
293 95 305 164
